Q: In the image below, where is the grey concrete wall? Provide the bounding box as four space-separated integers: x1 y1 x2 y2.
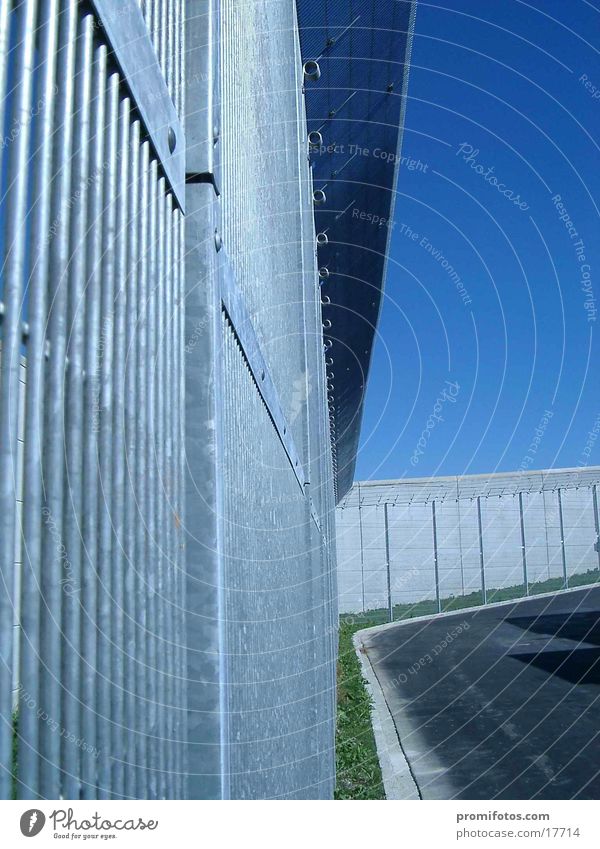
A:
337 469 600 614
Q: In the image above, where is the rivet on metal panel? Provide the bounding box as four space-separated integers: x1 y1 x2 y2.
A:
323 319 332 329
316 232 328 246
313 188 326 205
168 126 176 153
319 267 329 280
214 229 222 252
308 130 322 149
303 60 321 81
321 295 331 305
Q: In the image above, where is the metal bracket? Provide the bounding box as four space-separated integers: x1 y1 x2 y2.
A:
90 0 186 211
308 495 322 534
219 255 308 493
185 0 221 192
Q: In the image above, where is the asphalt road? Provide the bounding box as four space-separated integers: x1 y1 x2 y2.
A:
363 585 600 799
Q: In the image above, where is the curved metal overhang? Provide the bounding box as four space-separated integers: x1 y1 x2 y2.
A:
297 0 417 500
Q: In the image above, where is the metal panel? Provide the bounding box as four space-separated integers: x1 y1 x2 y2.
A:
90 0 186 209
213 0 337 799
297 0 418 498
185 0 220 185
219 256 308 491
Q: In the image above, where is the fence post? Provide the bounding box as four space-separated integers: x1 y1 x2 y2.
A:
357 483 366 613
383 502 393 622
593 484 600 573
519 491 528 595
557 488 568 589
477 496 487 604
432 501 441 613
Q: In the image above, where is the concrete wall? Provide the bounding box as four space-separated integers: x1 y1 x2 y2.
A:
337 469 600 614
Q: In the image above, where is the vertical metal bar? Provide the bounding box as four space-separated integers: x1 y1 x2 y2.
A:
40 0 78 800
96 70 120 801
477 496 487 604
146 0 153 41
519 491 528 595
431 501 441 614
558 488 568 589
383 503 392 622
156 176 167 798
164 194 175 797
146 158 159 799
80 41 108 800
176 209 186 799
175 213 183 799
174 207 183 800
61 11 94 800
456 496 466 597
0 0 36 798
123 118 141 799
0 0 11 144
134 140 150 801
17 0 59 800
171 205 180 799
159 0 166 80
110 93 131 799
357 485 365 612
592 485 600 573
166 0 173 98
174 0 182 120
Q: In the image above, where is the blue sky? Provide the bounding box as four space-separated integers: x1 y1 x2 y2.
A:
356 0 600 482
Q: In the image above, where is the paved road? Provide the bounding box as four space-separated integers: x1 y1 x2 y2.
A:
363 585 600 799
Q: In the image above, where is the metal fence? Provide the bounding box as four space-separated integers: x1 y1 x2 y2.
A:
1 0 337 800
1 0 186 799
184 0 338 800
337 469 600 619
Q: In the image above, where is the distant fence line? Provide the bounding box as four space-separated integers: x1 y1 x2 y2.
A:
336 469 600 618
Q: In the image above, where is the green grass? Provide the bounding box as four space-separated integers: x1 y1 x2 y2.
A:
334 568 600 799
335 617 386 799
342 567 600 628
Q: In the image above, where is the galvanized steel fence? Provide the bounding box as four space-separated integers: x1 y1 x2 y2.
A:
1 0 338 800
337 470 600 619
1 0 186 799
183 0 338 800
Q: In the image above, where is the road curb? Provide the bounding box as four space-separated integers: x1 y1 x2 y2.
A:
355 581 600 642
353 631 420 800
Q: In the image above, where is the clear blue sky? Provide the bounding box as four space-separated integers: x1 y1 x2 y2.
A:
356 0 600 482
